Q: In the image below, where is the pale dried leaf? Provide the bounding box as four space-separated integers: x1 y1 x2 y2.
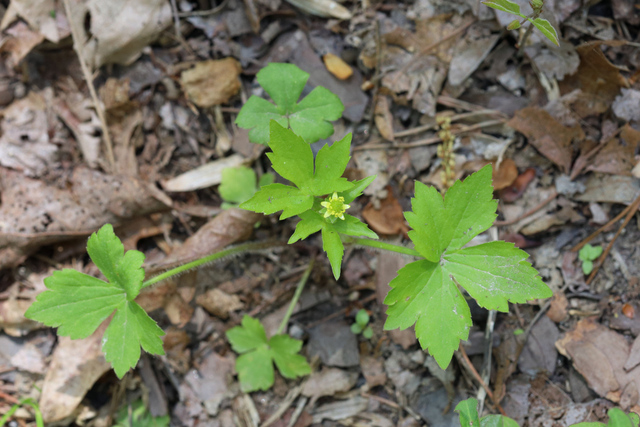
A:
162 154 247 192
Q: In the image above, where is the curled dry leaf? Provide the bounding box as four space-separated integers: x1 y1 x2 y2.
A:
196 288 244 319
374 96 395 142
362 188 408 236
0 21 45 67
0 0 69 43
180 58 242 108
499 167 536 203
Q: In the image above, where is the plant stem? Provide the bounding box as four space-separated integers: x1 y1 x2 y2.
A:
141 241 281 289
343 237 422 257
276 259 315 336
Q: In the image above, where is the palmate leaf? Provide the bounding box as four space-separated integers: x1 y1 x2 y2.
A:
235 63 344 145
384 165 552 368
240 122 355 218
25 224 164 378
226 316 310 392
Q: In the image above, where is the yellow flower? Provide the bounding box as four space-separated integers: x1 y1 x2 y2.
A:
320 192 350 220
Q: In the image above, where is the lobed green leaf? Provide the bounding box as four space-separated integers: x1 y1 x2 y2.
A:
455 398 480 427
219 166 258 205
240 183 314 219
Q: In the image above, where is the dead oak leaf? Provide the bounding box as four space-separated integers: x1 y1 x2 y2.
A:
507 106 584 174
587 124 640 176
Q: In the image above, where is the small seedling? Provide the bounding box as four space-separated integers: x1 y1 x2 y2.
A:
235 63 344 145
226 316 310 392
579 244 603 275
114 400 170 427
219 166 274 208
351 309 373 339
0 398 44 427
483 0 560 46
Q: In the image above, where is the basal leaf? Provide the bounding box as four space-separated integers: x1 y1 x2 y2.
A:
384 260 472 368
455 398 480 427
236 346 274 392
25 269 124 339
226 316 309 392
406 165 496 262
235 63 344 144
482 0 522 16
227 315 268 353
311 133 353 195
103 301 165 378
219 166 258 205
235 96 286 145
531 17 560 46
86 224 145 299
269 334 311 379
445 241 552 312
267 121 314 188
26 224 164 379
289 86 344 144
322 227 344 280
240 183 314 219
258 63 309 112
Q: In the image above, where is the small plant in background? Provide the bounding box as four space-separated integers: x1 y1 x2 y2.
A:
219 166 274 209
351 309 373 339
482 0 560 46
579 244 603 275
235 63 344 145
226 316 310 392
114 400 170 427
0 398 44 427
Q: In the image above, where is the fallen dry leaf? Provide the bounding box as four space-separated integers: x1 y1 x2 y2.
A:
302 367 359 405
560 40 629 118
0 90 58 177
492 158 518 190
323 53 353 80
586 124 640 176
71 0 172 69
0 0 68 43
180 58 242 108
0 166 166 270
0 21 45 67
556 318 640 409
360 355 387 388
362 188 407 236
39 322 112 423
499 167 536 203
196 288 244 319
507 107 584 174
374 96 395 141
162 154 246 192
546 292 569 323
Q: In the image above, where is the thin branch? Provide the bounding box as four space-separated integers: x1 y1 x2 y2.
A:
61 0 115 171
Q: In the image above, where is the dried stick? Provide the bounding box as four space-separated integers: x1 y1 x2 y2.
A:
62 0 115 171
457 345 507 416
495 189 558 226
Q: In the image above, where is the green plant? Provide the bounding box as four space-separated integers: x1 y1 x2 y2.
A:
226 316 310 392
351 309 373 339
482 0 560 46
455 397 640 427
235 63 344 145
219 166 274 209
0 398 44 427
25 62 551 389
579 244 603 275
114 400 170 427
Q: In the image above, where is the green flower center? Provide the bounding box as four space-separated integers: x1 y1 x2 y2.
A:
321 193 350 220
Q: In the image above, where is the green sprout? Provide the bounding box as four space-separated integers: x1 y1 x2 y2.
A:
579 244 603 275
351 309 373 339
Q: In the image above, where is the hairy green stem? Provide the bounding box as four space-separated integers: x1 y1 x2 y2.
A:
141 241 281 289
276 259 315 336
343 237 422 257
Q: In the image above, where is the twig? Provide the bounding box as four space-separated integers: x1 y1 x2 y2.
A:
495 189 558 226
570 197 637 253
585 192 640 285
354 119 504 151
61 0 115 171
457 345 507 416
394 110 507 138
